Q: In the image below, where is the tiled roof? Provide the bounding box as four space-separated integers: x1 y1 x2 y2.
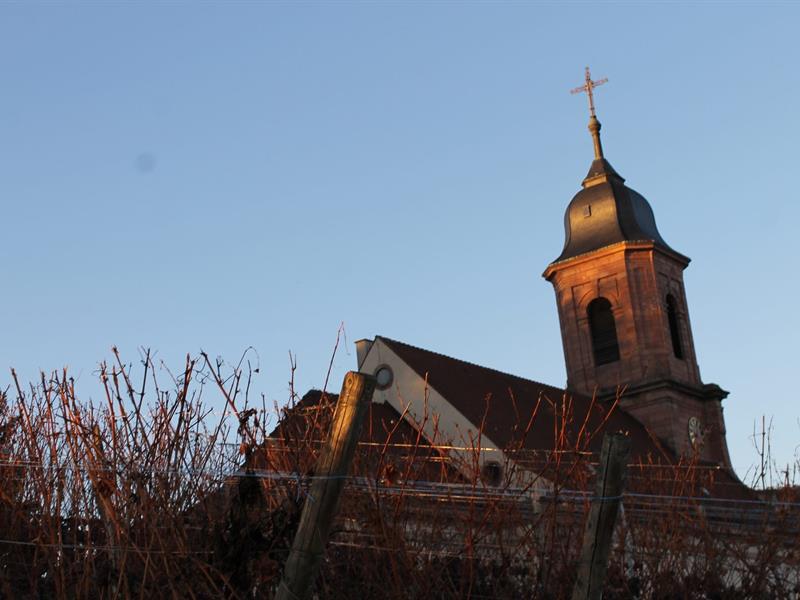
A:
271 389 429 446
379 336 657 457
270 389 459 483
377 336 755 501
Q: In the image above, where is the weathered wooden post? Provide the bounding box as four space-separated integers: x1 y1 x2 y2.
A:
571 432 631 600
276 371 376 600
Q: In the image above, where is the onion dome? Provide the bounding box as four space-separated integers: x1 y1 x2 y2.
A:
552 78 679 264
554 152 677 263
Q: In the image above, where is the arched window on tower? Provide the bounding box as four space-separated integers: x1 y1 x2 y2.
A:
666 294 684 359
587 297 620 366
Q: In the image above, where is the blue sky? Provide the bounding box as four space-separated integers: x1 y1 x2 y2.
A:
1 2 798 480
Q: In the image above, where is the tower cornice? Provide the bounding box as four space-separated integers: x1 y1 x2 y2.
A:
542 240 691 281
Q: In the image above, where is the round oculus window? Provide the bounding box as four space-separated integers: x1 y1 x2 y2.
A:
374 365 394 390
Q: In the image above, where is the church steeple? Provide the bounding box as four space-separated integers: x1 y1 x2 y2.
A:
542 70 732 467
553 69 680 265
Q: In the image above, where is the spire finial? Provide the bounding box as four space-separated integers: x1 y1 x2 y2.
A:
570 67 609 160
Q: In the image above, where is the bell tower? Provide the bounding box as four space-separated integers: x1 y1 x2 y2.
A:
543 69 732 466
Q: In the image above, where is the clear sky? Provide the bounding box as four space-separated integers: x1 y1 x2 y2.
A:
1 2 798 480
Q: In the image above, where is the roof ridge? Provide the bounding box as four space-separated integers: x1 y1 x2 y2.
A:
376 335 573 397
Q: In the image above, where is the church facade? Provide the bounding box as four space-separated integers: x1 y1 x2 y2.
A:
353 71 736 485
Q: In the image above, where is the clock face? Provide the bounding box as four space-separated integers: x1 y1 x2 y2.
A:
688 417 703 449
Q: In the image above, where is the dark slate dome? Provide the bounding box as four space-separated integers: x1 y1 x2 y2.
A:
553 156 678 263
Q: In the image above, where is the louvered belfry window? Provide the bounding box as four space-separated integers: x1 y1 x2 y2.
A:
666 294 684 359
588 297 620 366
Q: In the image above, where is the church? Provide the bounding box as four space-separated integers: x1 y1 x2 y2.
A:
346 68 743 494
263 70 790 600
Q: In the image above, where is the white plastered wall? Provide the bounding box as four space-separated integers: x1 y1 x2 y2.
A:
358 338 552 498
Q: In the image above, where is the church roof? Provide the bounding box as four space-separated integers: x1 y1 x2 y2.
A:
273 388 429 446
550 83 687 266
376 336 754 501
265 334 754 501
378 336 657 458
552 157 684 264
269 388 460 483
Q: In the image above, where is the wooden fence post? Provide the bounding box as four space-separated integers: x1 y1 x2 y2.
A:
571 432 631 600
276 371 376 600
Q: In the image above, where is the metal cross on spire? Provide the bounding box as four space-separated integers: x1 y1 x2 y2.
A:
570 66 609 160
570 66 608 118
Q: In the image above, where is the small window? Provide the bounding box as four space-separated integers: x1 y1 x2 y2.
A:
374 365 394 390
588 297 620 366
481 462 503 487
666 294 684 359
